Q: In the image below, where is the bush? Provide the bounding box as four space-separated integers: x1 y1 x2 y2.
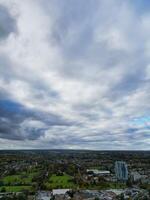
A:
1 187 6 193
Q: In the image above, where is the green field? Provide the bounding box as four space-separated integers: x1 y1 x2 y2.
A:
0 186 32 192
0 171 38 192
1 172 37 186
108 182 126 189
46 174 76 189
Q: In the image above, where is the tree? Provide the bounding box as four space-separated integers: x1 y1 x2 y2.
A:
120 193 125 200
0 181 4 187
1 187 6 193
126 178 132 188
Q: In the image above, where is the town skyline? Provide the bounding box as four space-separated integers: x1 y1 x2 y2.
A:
0 0 150 150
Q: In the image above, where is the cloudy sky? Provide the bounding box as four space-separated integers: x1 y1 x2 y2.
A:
0 0 150 150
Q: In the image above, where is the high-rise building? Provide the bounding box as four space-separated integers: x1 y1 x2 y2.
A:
115 161 128 181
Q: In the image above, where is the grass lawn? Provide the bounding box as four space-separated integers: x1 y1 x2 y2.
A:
1 172 38 185
46 174 76 189
0 186 32 192
84 182 126 190
108 182 126 189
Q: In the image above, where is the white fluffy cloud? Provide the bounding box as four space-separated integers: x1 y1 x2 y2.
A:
0 0 149 149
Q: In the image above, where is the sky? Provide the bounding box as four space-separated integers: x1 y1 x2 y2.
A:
0 0 150 150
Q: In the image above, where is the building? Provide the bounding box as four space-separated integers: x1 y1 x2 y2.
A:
115 161 128 181
36 191 52 200
87 169 110 176
131 171 141 182
52 189 70 200
52 189 70 196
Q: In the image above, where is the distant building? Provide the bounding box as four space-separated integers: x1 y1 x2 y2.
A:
52 189 70 200
52 189 70 195
131 171 141 182
36 191 52 200
115 161 128 181
87 169 110 176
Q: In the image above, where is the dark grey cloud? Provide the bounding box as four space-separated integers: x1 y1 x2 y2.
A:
0 5 17 40
0 99 73 141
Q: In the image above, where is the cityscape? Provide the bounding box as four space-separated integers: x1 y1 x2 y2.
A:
0 0 150 199
0 150 149 199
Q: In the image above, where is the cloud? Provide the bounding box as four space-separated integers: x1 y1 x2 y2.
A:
0 99 73 141
0 0 149 149
0 5 17 40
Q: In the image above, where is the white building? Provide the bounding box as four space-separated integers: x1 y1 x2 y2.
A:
36 191 52 200
87 169 110 175
52 189 70 195
131 171 141 182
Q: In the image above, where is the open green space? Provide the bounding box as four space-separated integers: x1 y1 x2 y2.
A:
83 182 126 190
0 186 32 192
45 174 76 189
108 182 126 189
0 171 38 193
1 172 38 186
